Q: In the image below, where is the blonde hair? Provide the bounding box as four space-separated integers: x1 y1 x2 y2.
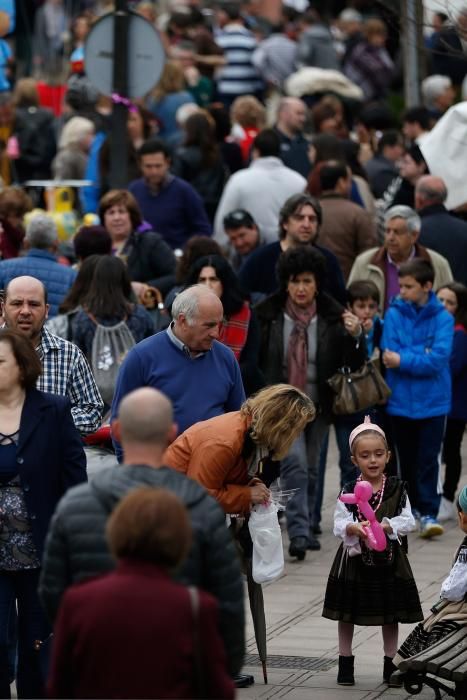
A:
241 384 315 459
153 61 186 100
13 78 40 108
230 96 266 129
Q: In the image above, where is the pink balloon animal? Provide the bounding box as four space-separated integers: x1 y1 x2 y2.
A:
339 481 387 552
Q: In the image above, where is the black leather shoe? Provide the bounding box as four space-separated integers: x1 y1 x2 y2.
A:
308 534 321 551
234 674 255 688
288 536 307 560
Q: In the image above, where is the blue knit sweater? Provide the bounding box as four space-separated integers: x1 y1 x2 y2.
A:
128 176 212 249
111 330 245 460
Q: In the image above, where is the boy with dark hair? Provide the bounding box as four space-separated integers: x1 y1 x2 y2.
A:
330 279 385 497
382 259 454 537
347 279 382 358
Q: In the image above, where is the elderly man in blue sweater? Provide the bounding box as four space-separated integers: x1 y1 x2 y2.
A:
111 284 245 460
0 214 76 317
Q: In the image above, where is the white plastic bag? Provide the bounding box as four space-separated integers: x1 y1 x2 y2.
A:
248 501 284 584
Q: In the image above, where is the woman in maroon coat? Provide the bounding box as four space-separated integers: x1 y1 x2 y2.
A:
47 487 235 700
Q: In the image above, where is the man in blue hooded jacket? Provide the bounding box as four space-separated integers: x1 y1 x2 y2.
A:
382 258 454 538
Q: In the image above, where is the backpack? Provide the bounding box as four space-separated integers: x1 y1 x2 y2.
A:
14 107 57 180
45 310 79 342
89 316 136 405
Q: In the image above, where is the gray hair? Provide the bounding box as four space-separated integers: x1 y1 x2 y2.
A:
171 284 218 325
25 214 58 248
384 205 421 233
58 116 94 149
421 74 452 108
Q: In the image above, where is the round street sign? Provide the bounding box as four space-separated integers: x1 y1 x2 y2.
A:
84 12 165 98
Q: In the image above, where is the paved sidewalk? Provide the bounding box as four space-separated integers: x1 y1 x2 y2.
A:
239 429 465 700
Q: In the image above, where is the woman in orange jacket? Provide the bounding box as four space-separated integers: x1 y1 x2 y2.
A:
164 384 315 515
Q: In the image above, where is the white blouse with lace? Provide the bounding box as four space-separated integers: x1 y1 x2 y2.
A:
333 496 416 557
440 542 467 602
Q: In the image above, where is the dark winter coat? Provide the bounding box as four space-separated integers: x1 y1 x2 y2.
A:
12 388 86 559
48 561 235 699
255 291 367 420
172 145 226 220
123 229 176 296
418 203 467 286
38 463 245 676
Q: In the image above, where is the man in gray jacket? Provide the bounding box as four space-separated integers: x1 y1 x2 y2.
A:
39 387 245 677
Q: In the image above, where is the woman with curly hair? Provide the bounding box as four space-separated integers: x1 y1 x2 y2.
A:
255 245 366 559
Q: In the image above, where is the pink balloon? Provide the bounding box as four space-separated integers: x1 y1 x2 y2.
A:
339 480 387 552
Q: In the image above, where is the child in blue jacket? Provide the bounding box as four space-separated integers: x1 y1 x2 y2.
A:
382 259 454 538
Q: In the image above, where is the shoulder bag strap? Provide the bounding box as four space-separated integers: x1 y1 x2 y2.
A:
188 586 206 699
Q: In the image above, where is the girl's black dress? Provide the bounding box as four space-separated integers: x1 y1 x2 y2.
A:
322 476 423 626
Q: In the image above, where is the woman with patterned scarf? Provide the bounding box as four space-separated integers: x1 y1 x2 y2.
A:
256 245 366 560
186 254 263 395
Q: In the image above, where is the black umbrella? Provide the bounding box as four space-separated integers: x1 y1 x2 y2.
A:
233 519 269 684
246 559 268 684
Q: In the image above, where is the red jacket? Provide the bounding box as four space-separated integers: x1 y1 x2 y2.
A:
47 559 235 699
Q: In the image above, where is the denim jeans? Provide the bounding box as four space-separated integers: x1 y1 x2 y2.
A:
0 568 51 699
390 414 446 518
280 415 328 541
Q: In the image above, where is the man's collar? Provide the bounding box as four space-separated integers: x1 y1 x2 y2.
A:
166 322 205 359
27 248 57 261
145 173 174 194
386 246 416 266
38 326 62 353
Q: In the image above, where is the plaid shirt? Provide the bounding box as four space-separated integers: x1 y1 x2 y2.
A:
36 327 103 435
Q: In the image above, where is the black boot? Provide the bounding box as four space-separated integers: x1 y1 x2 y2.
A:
383 656 402 686
337 655 355 685
288 536 307 560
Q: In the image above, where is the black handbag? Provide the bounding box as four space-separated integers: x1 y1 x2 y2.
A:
327 361 391 415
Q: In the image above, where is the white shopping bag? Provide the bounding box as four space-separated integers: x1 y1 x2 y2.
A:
248 501 284 584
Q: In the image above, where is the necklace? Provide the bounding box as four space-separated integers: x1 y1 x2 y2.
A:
357 474 386 519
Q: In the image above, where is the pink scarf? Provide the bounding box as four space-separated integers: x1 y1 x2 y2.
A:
285 297 317 391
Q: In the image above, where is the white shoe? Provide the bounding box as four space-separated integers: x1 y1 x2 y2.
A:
420 516 444 539
438 497 456 522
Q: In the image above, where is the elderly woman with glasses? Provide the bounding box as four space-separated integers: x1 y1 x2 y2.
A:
255 245 367 560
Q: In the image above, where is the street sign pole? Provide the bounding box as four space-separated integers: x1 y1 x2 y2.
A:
110 0 129 189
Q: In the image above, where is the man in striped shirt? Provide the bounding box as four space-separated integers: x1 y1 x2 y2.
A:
214 3 263 106
2 276 103 435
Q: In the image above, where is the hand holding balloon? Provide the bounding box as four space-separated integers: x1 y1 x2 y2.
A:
340 481 387 552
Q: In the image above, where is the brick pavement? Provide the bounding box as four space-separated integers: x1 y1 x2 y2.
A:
238 429 466 700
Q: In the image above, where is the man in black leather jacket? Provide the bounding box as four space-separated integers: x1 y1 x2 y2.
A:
39 387 245 677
